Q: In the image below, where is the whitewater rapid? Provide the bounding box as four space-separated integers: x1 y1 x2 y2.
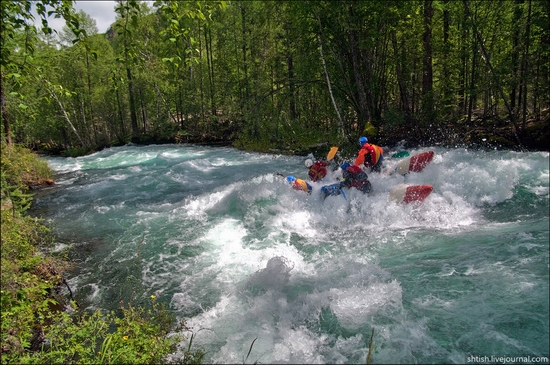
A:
33 144 549 364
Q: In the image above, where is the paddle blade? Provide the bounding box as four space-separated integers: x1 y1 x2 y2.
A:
391 151 409 158
327 147 338 161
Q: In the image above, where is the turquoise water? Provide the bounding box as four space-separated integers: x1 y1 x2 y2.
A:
32 144 549 364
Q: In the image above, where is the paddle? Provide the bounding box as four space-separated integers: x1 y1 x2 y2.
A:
391 151 409 158
327 146 338 161
340 186 347 200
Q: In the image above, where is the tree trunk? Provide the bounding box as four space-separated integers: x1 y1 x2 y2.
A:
459 5 469 115
347 3 370 133
206 26 216 117
154 82 177 124
196 20 205 131
467 22 477 125
317 33 345 141
1 73 12 146
391 31 411 118
287 53 297 120
126 66 139 138
442 0 451 117
510 0 524 115
85 51 98 145
240 4 250 107
422 0 434 125
463 0 523 147
140 88 147 133
113 73 126 141
44 78 85 147
520 0 532 133
120 2 139 139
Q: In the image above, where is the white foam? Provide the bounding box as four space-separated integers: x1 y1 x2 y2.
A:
329 281 403 330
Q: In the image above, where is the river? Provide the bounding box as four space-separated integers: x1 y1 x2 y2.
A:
31 143 549 364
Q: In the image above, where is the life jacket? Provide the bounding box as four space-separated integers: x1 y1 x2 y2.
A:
342 165 372 193
293 178 312 194
354 143 383 167
308 161 328 182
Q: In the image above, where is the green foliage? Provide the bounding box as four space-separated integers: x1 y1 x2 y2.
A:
2 0 550 155
2 292 205 364
1 143 52 186
3 0 548 152
362 122 378 139
1 142 53 214
11 297 187 364
1 184 33 214
382 108 406 128
60 146 94 158
0 207 65 361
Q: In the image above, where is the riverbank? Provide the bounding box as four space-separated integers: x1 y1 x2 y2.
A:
31 109 550 159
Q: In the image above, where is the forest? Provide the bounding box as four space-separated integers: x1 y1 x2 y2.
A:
1 0 549 156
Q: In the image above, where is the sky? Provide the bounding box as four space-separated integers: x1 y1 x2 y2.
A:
73 1 118 33
37 1 118 34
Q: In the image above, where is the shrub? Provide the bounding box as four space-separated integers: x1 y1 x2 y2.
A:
14 297 190 365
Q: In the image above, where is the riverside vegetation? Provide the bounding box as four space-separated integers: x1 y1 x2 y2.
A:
2 1 549 157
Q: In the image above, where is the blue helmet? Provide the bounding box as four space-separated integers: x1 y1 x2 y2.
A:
359 136 368 146
285 175 296 184
340 162 350 171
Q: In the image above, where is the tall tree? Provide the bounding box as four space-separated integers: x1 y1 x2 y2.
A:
463 0 522 145
114 0 141 139
422 0 434 125
1 0 82 146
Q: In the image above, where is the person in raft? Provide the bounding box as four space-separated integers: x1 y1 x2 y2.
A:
320 162 372 199
340 162 372 194
354 136 384 173
304 159 328 182
285 175 313 194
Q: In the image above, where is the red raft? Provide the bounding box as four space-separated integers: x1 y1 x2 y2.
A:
395 150 434 175
389 184 433 204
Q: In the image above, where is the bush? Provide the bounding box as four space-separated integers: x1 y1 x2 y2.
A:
1 143 53 188
1 209 67 361
13 297 191 365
